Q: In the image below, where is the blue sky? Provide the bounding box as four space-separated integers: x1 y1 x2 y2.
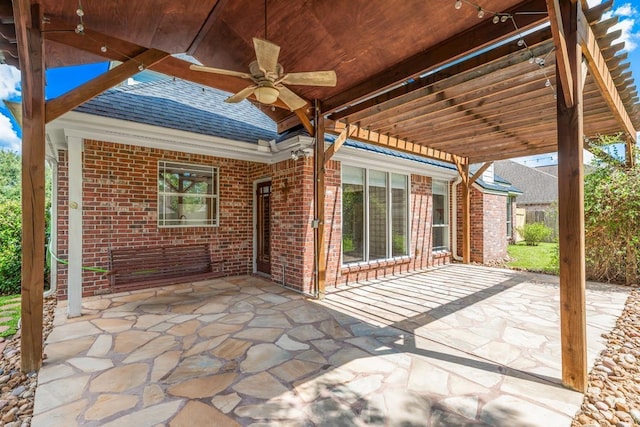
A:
1 0 639 160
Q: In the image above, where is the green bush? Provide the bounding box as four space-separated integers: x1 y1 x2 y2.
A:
517 222 552 246
0 200 22 295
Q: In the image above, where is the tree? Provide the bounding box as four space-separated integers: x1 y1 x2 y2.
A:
0 149 21 202
584 135 639 285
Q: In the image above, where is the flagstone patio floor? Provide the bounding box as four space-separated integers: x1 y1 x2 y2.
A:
32 264 629 426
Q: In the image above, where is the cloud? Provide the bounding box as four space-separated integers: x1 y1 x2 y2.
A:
599 3 640 52
0 64 21 100
0 113 21 152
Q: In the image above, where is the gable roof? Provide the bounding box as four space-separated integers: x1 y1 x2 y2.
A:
74 79 279 144
494 160 557 204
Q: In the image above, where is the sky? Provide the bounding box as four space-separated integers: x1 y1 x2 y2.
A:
1 0 639 163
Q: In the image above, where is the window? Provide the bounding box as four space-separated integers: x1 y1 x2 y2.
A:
342 165 409 264
432 180 449 251
158 161 219 227
506 195 514 239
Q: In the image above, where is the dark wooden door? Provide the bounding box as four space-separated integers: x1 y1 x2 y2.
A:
256 181 271 275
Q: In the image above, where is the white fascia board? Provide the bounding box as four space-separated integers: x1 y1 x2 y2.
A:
47 112 275 164
335 146 458 180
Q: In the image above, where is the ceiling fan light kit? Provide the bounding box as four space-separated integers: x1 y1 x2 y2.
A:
254 85 280 104
190 37 336 111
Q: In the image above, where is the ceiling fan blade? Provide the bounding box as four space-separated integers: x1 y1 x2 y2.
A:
277 85 308 111
225 85 257 103
253 38 280 75
281 71 337 87
190 64 253 80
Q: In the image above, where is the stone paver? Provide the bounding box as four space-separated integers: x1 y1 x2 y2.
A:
34 265 629 426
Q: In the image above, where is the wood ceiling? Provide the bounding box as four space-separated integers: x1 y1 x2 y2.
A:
1 0 638 163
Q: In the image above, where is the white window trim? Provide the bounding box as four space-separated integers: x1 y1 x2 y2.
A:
340 165 412 267
157 160 220 228
432 179 450 252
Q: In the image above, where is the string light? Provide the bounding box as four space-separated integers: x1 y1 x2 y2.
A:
453 0 554 96
75 0 84 34
100 45 107 52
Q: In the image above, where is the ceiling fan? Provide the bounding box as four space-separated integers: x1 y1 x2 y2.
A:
190 38 337 111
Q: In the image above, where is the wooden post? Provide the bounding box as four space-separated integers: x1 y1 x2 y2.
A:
16 2 46 373
625 135 635 169
557 0 587 392
314 100 326 298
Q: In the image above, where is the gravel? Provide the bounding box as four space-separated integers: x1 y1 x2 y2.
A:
0 297 56 427
572 288 640 427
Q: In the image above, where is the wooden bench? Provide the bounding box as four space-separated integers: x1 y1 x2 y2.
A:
109 244 223 292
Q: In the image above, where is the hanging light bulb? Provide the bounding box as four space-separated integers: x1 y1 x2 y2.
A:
517 39 525 47
501 15 509 22
545 79 551 87
492 15 500 24
477 7 485 18
76 7 84 17
100 45 107 52
454 0 463 10
138 64 144 71
75 23 84 34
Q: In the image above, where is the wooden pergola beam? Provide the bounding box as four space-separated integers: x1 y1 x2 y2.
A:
468 162 493 186
321 0 549 114
324 124 355 164
14 0 45 373
577 9 637 141
547 0 574 108
43 29 299 114
45 49 169 123
328 121 460 165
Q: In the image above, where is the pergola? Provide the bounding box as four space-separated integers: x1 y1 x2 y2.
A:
2 0 638 392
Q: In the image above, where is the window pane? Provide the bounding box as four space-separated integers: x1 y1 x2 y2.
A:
342 166 364 263
369 170 387 260
433 227 446 251
160 195 216 226
158 161 218 227
391 174 408 257
432 180 449 251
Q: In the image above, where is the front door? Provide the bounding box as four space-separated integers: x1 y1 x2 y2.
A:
256 181 271 275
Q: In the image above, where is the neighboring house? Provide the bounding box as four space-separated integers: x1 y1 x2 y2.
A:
46 79 520 299
494 160 558 239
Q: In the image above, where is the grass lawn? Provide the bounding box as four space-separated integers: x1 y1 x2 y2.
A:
507 242 559 274
0 294 21 338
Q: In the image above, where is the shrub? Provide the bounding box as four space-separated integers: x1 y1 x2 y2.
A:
0 200 22 295
584 160 640 285
517 222 552 246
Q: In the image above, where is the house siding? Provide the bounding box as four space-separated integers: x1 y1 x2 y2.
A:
455 186 509 263
57 140 256 298
56 140 454 298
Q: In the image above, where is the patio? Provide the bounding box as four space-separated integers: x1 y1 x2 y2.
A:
32 264 629 426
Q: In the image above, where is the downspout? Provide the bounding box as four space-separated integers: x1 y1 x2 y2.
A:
451 176 463 261
44 157 58 298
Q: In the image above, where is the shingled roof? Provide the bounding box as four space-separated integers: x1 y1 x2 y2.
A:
494 160 558 204
74 79 279 144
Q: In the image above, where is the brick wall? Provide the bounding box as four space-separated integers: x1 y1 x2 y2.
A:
249 157 315 294
56 140 456 298
57 140 256 298
455 185 508 263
